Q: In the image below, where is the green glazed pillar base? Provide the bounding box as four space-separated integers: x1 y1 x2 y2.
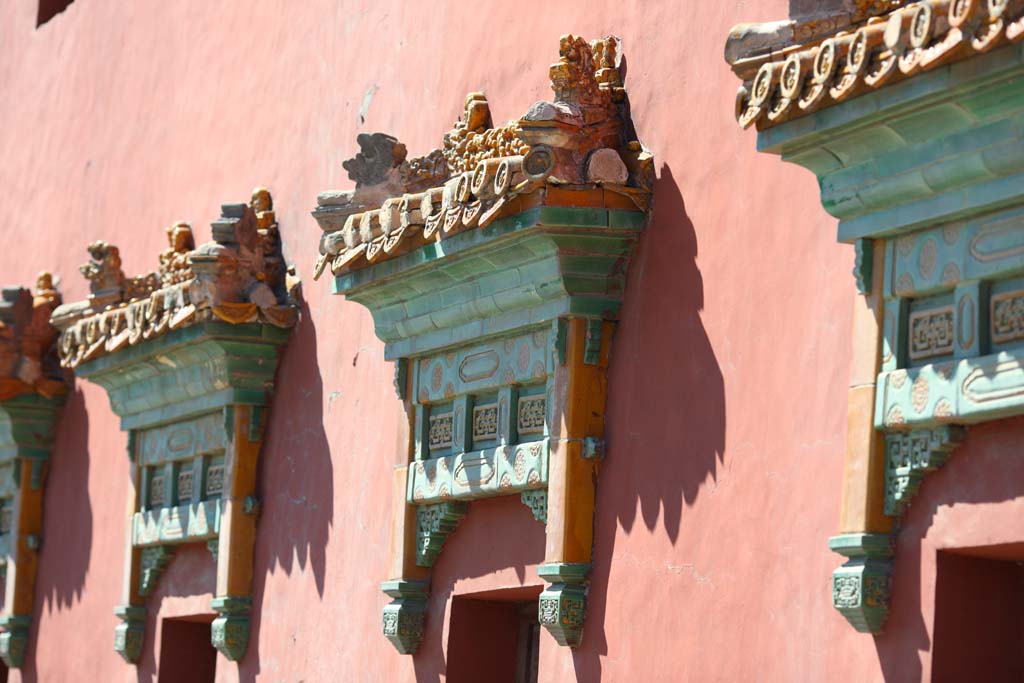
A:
113 605 147 663
537 562 590 647
211 596 251 661
381 579 429 655
830 533 893 634
0 615 32 668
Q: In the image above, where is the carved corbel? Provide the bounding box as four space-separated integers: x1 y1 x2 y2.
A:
313 35 653 654
51 190 299 663
0 274 69 668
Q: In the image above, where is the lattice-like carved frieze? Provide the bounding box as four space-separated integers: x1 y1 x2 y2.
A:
517 396 547 435
427 412 454 452
991 290 1024 344
908 307 954 361
471 403 498 442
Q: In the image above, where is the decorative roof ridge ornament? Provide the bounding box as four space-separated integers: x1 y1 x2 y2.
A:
52 187 299 368
51 189 299 665
0 272 70 668
0 272 68 402
727 0 1024 130
314 35 653 656
312 33 654 281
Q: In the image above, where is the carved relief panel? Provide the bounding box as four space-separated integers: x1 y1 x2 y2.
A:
313 35 653 654
50 190 299 663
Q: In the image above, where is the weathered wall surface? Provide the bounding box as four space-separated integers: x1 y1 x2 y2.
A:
1 0 1020 681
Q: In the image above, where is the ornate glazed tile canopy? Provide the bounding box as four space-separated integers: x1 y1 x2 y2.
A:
313 33 652 282
313 35 653 654
51 190 299 663
0 274 69 668
728 0 1024 130
53 188 297 369
727 0 1024 636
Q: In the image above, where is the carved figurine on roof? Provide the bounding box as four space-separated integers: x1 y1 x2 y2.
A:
313 35 654 657
313 33 654 279
49 189 299 664
726 0 1024 640
0 272 70 668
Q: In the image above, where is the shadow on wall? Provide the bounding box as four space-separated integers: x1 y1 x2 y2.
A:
240 299 334 681
574 163 727 680
32 387 92 644
875 415 1024 682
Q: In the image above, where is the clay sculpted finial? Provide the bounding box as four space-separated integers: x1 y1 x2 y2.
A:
34 271 59 308
80 240 126 308
159 222 195 286
549 34 603 105
343 133 409 188
462 92 492 132
250 186 273 213
0 272 66 400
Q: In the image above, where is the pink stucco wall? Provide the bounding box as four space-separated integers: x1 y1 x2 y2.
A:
2 0 1022 680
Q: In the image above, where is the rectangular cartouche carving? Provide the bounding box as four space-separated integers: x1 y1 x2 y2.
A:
991 290 1024 344
177 469 194 502
428 412 454 452
149 472 166 508
517 396 546 435
205 465 224 497
908 306 955 361
472 404 498 442
138 412 226 466
0 502 11 535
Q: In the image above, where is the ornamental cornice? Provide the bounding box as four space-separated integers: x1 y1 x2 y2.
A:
728 0 1024 130
51 188 299 369
312 33 653 282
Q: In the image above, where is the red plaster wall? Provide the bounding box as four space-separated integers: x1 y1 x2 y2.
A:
1 1 1022 681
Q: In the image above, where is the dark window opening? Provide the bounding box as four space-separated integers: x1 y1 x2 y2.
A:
37 0 74 27
158 617 216 683
933 546 1024 683
447 593 540 683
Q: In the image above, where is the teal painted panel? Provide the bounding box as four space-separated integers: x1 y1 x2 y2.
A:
76 322 289 430
414 328 550 404
886 205 1024 298
0 394 64 462
138 413 226 465
839 171 1024 242
131 500 221 546
875 348 1024 429
330 204 644 358
406 439 549 503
